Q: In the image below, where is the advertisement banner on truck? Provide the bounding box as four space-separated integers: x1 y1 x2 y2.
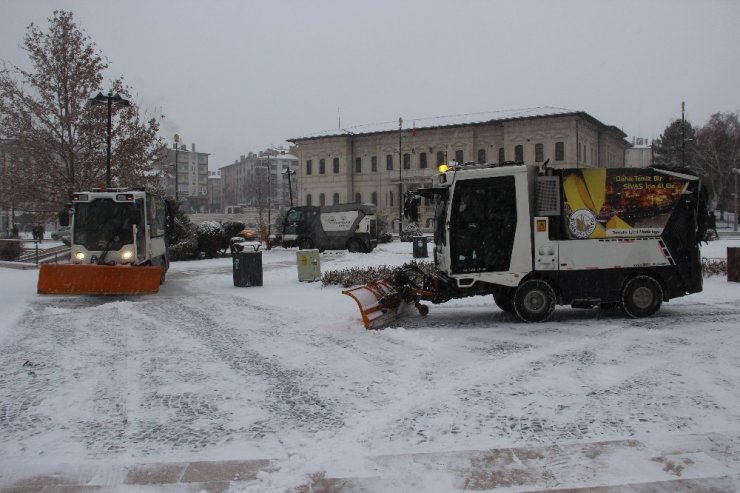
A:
561 168 689 239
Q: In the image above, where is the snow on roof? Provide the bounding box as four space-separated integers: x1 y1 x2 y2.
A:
289 106 580 141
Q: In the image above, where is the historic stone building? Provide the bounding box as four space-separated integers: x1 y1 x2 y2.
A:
288 108 630 232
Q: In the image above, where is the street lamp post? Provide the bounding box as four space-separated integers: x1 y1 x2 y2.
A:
174 134 180 201
733 168 739 232
398 117 403 237
282 168 296 207
267 155 271 249
88 91 130 188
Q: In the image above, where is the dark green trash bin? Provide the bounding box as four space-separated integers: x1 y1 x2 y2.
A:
233 250 263 287
412 236 428 258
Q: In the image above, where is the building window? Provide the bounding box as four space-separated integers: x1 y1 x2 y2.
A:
371 156 378 172
555 142 565 161
403 153 411 170
333 192 340 205
319 193 326 206
386 154 393 170
306 159 312 175
371 192 378 205
388 190 393 207
306 194 312 206
333 157 339 173
355 192 361 203
319 158 326 174
455 149 463 164
477 149 486 164
514 145 523 162
498 147 505 163
535 143 544 162
419 152 427 168
355 157 362 173
437 151 445 165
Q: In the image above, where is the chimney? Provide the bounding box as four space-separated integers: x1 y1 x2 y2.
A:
191 143 196 152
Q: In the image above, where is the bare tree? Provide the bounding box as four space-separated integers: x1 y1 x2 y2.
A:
0 10 163 215
693 112 740 216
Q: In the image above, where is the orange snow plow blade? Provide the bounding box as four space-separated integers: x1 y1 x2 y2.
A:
342 278 406 330
38 264 164 295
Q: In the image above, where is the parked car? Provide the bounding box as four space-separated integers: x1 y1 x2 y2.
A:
51 227 71 245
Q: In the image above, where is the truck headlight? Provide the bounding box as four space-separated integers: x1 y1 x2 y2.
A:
121 249 134 261
74 252 85 261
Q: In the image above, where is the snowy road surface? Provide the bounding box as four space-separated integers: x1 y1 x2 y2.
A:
1 240 739 491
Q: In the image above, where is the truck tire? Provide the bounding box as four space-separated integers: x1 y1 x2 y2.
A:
493 287 515 313
514 280 556 322
347 238 363 253
621 275 662 318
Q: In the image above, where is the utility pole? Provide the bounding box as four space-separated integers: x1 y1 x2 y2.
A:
398 117 403 237
174 134 180 201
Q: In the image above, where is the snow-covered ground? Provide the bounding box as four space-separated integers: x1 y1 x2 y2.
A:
1 239 739 491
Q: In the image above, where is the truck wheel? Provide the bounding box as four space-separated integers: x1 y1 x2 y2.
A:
347 239 363 253
514 280 556 322
621 275 662 318
298 238 313 250
493 287 515 313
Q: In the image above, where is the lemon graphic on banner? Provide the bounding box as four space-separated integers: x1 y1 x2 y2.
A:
562 169 607 238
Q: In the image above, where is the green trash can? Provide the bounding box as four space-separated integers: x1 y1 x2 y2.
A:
233 250 263 287
296 249 321 282
412 236 428 258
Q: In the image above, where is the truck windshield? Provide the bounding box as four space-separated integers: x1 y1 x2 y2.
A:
73 199 138 251
283 208 303 235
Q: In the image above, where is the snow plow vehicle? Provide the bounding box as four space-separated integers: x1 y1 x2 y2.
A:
344 162 708 329
282 203 378 253
38 188 171 295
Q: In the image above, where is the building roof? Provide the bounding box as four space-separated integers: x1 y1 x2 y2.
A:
288 107 627 142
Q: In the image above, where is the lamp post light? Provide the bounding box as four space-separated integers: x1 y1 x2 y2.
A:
282 168 296 207
88 91 130 188
733 168 739 232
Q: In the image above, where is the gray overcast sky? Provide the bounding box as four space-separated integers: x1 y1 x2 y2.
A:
1 0 739 170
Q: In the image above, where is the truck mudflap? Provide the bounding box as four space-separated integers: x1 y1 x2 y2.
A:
342 265 433 329
38 264 164 295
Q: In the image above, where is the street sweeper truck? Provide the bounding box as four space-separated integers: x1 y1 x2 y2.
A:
37 188 171 295
343 161 707 329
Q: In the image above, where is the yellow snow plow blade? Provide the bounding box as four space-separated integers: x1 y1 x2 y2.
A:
342 278 406 330
38 264 164 295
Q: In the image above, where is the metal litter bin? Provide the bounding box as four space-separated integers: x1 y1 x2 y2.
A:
729 247 740 283
412 236 428 258
233 250 263 287
296 249 321 282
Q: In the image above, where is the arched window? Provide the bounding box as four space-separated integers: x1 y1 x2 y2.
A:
371 192 378 205
388 191 394 207
306 160 312 175
455 149 464 164
478 149 486 164
535 143 544 162
355 157 361 173
555 142 565 161
333 158 339 174
333 193 340 205
514 145 523 162
319 159 326 174
498 147 505 163
437 151 445 165
306 194 312 206
403 153 411 170
419 152 428 168
355 193 362 203
386 154 393 170
319 193 326 206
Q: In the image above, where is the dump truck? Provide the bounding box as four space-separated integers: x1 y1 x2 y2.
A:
38 188 171 295
281 203 378 253
344 162 708 329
